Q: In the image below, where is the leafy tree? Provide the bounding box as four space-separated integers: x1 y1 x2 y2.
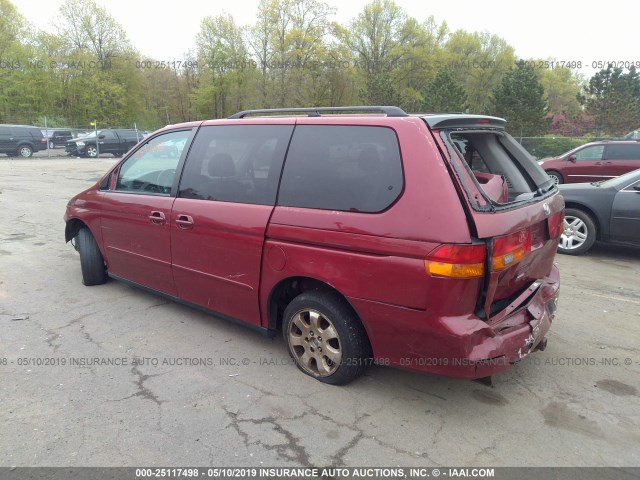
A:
359 72 403 105
246 0 336 109
336 0 407 76
537 65 583 118
490 60 548 136
584 65 640 136
443 31 515 113
336 0 448 110
58 0 131 64
0 0 31 123
420 67 467 112
193 13 255 118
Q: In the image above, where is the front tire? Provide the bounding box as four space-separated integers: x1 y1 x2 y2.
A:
547 170 563 185
76 228 107 285
558 208 596 255
86 145 98 158
283 290 370 385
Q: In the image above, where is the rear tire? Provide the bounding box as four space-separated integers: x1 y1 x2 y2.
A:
283 290 370 385
18 145 33 158
558 208 596 255
547 170 563 185
76 228 107 285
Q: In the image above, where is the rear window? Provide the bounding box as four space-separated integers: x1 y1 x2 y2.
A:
606 144 640 160
448 130 550 206
277 125 403 212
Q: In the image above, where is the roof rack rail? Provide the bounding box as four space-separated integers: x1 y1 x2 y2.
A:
228 106 408 119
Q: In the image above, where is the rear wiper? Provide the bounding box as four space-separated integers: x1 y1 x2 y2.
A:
536 179 555 195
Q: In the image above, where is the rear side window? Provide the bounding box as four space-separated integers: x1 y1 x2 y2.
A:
278 125 403 212
178 125 294 205
605 144 640 160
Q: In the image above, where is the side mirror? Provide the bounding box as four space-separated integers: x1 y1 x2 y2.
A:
568 155 577 163
98 134 105 139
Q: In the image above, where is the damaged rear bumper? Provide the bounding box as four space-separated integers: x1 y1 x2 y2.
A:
350 264 560 379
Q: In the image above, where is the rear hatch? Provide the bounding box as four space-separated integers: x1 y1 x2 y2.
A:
424 115 564 320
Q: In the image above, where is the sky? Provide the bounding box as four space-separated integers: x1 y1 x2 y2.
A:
10 0 640 77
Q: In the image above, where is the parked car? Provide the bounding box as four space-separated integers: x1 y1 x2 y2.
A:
65 129 144 157
539 140 640 185
0 124 47 157
622 130 640 140
557 169 640 255
41 129 73 149
64 106 563 385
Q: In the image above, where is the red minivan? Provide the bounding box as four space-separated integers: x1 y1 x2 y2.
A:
64 107 563 385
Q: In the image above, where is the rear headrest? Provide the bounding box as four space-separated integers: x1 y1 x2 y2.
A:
208 153 236 177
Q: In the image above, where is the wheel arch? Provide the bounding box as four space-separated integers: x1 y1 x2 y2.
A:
266 276 369 339
545 169 563 183
65 218 88 243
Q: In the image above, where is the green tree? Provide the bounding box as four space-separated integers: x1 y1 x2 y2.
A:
58 0 131 65
0 0 32 123
420 67 467 112
584 65 640 136
336 0 405 106
244 0 338 108
193 13 255 118
51 0 143 127
359 72 403 106
443 30 515 113
490 60 548 136
537 64 583 118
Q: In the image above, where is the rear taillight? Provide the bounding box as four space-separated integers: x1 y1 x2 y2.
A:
492 229 531 271
425 244 486 279
41 137 46 144
548 211 564 239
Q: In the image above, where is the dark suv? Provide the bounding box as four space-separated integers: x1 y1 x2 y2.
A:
539 140 640 184
64 106 563 385
0 124 47 157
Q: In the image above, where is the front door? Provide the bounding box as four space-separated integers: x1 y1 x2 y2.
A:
100 129 192 295
610 178 640 245
562 144 606 183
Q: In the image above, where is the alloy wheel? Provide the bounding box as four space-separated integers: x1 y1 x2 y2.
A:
287 309 342 377
560 215 588 250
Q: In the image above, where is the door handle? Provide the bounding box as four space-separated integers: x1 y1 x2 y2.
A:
149 211 166 225
175 214 194 229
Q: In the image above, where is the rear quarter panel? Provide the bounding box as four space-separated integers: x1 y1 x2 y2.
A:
261 116 479 329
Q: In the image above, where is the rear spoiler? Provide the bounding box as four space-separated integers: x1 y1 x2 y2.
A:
422 114 506 130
